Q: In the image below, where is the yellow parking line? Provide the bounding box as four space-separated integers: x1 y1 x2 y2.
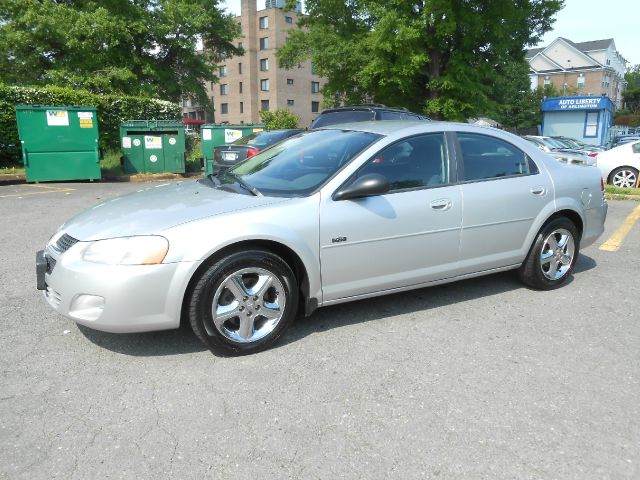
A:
0 185 75 198
599 204 640 252
21 184 73 191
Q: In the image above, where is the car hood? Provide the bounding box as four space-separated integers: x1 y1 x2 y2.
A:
60 180 289 241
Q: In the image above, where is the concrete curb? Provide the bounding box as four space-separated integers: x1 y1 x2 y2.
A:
605 193 640 202
0 172 203 184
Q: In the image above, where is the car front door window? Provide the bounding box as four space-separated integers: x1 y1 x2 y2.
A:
355 133 449 191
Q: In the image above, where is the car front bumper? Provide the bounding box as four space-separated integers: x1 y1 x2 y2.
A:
38 244 197 333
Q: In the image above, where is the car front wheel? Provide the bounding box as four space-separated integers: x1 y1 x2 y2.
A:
188 250 298 356
609 167 638 188
518 217 580 290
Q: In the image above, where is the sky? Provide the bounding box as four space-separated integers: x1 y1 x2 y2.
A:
538 0 638 66
223 0 638 67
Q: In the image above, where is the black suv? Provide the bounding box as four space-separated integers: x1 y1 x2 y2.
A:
310 104 430 129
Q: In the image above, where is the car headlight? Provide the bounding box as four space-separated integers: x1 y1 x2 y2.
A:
82 236 169 265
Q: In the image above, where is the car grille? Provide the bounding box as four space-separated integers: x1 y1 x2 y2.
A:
45 286 62 308
55 233 79 254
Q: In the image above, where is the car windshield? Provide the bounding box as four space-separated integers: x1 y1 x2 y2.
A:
219 129 382 197
311 111 376 128
233 131 292 147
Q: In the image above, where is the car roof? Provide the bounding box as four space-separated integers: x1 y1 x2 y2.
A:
315 120 509 136
319 104 411 113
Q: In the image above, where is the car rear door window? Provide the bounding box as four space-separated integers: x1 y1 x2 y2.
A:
457 133 534 181
356 133 448 191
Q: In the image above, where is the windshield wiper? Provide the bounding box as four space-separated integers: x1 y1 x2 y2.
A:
230 173 262 197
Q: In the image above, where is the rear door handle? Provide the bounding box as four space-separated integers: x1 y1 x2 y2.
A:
530 186 546 196
430 199 452 211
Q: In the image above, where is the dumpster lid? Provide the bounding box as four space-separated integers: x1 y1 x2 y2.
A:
121 119 184 129
16 105 97 111
201 123 265 129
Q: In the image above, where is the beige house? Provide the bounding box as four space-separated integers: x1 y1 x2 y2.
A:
199 0 324 127
526 38 627 108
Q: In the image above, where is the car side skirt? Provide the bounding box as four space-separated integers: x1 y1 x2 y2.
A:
320 263 522 307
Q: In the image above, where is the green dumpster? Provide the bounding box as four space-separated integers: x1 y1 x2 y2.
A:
120 120 186 174
16 106 101 182
201 124 264 176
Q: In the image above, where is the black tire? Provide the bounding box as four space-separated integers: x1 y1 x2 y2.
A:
518 217 580 290
608 167 638 188
188 249 298 356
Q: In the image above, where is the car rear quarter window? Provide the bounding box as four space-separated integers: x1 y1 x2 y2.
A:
378 111 404 120
311 110 376 128
457 133 534 182
356 133 448 191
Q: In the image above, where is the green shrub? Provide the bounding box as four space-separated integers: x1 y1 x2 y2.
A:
0 84 180 167
100 149 124 177
259 109 300 129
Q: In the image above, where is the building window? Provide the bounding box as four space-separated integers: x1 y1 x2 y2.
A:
543 76 550 86
584 111 599 138
220 84 228 95
311 81 320 93
260 37 269 50
182 98 189 107
311 101 320 113
311 64 318 75
259 16 268 29
238 63 242 74
240 102 244 114
238 42 243 49
577 74 585 88
285 16 293 24
221 103 228 114
287 99 294 106
260 79 269 91
606 59 611 65
287 78 294 85
239 82 243 93
260 58 269 71
220 65 227 77
261 100 270 111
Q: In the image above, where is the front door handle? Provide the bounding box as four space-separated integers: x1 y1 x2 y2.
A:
530 186 546 196
430 199 452 211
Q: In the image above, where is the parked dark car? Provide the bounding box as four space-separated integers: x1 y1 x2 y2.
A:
213 129 303 172
310 104 430 129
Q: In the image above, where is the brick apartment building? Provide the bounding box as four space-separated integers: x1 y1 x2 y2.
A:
526 37 628 108
183 0 325 127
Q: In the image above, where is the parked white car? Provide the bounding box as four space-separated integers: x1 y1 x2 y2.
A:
597 140 640 188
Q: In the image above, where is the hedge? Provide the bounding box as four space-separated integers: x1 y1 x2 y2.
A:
0 84 181 166
614 114 640 127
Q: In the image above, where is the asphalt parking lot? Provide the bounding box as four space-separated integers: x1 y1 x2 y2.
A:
1 180 639 479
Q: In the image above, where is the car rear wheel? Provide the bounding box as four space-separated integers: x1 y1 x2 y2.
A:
609 167 638 188
518 217 580 290
188 250 298 356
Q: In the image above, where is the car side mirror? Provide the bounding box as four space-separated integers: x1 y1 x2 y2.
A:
333 173 390 201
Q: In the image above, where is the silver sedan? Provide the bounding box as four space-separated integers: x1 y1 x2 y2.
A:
37 122 608 355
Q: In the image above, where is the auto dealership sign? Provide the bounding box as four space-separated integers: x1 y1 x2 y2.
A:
542 96 615 112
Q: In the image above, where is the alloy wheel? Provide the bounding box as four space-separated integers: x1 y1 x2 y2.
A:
208 267 286 343
540 228 575 281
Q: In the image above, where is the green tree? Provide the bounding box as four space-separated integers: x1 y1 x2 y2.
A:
278 0 562 120
259 109 300 129
0 0 241 103
622 64 640 113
